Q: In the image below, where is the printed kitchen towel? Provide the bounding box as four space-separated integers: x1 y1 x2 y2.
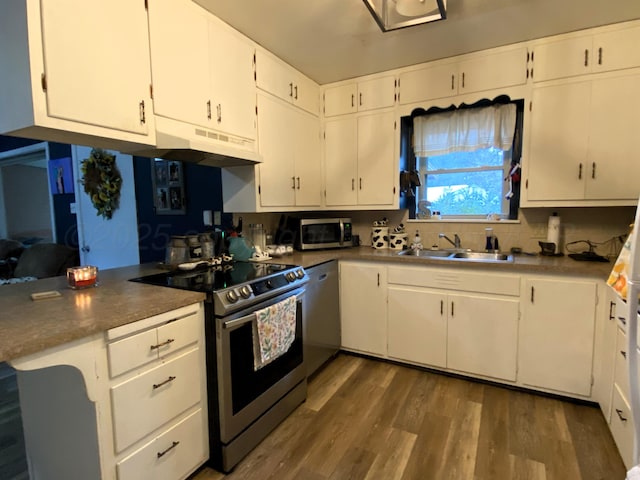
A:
253 295 297 370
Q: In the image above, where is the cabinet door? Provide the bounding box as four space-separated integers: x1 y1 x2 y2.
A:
585 72 640 200
208 19 256 140
458 47 528 95
340 262 387 356
255 49 293 104
323 83 357 117
388 286 447 368
399 63 457 105
533 36 593 82
593 25 640 74
324 117 358 206
519 278 597 396
257 93 295 207
447 293 519 381
41 0 151 134
526 80 591 201
293 72 320 115
147 0 209 127
292 108 322 207
357 76 396 112
357 111 396 206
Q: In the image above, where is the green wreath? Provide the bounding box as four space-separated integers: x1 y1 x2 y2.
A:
81 148 122 220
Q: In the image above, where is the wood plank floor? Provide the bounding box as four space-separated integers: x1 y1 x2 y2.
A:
192 353 626 480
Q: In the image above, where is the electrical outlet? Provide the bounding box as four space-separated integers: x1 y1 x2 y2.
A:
69 202 77 214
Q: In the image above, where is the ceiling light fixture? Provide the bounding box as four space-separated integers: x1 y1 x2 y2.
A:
363 0 447 32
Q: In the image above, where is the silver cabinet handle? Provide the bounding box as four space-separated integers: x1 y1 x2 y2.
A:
296 177 300 189
616 409 628 422
291 176 296 189
592 162 596 179
598 47 603 65
139 100 146 124
584 49 589 67
578 163 583 180
207 100 212 120
621 350 627 359
152 376 176 390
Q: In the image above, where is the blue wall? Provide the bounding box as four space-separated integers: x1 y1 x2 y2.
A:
133 157 232 263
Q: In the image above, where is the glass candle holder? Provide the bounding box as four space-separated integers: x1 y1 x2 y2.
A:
67 266 98 289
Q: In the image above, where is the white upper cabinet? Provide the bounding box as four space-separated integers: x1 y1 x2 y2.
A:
147 0 210 127
323 75 396 117
0 0 154 149
532 23 640 83
399 47 528 105
147 0 256 140
255 48 319 115
324 111 397 208
526 70 640 204
256 92 322 208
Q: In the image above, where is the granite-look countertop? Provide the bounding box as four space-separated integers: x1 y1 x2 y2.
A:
275 246 614 278
0 248 612 364
0 264 205 363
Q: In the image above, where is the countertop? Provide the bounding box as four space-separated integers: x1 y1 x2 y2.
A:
0 247 612 364
0 264 205 363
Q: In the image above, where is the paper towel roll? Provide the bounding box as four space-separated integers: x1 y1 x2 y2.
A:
546 213 561 254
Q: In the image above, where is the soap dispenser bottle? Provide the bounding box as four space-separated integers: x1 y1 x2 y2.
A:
485 228 494 252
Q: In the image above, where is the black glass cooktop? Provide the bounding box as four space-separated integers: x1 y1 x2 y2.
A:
130 262 294 294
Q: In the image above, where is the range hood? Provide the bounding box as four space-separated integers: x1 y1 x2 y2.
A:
125 115 262 167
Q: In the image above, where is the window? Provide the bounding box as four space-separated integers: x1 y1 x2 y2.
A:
417 147 511 216
403 99 523 220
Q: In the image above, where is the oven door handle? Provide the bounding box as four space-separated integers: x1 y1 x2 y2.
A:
223 312 256 330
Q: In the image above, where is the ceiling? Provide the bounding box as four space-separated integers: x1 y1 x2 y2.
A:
195 0 640 85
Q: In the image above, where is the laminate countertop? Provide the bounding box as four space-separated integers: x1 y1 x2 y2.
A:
0 264 205 363
0 247 613 364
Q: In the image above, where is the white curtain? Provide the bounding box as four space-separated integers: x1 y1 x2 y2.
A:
413 103 517 157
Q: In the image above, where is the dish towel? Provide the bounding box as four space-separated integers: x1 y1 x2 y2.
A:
252 295 297 371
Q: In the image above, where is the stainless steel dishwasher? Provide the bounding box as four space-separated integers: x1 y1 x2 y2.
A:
303 260 340 377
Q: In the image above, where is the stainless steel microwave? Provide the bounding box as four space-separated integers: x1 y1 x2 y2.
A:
293 218 353 250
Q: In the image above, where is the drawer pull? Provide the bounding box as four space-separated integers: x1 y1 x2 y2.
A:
153 376 176 390
619 316 627 326
616 409 628 422
150 338 175 351
157 440 180 458
621 350 627 359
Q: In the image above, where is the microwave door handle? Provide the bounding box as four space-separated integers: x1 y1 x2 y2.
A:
339 220 345 246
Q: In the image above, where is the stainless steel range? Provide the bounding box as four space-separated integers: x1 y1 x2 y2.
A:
130 261 308 472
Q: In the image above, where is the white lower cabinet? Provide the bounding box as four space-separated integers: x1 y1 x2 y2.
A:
386 264 520 381
11 303 208 480
340 261 387 356
519 277 597 396
611 384 634 469
447 292 519 381
388 286 447 368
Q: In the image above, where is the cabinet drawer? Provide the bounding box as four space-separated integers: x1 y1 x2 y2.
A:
611 385 634 469
117 408 207 480
108 312 201 377
111 348 202 452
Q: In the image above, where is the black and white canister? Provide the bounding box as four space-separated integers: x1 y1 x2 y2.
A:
371 227 389 249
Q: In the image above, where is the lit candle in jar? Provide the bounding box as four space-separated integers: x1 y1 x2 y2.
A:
67 266 98 289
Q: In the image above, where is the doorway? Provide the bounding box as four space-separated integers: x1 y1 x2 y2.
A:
0 143 55 243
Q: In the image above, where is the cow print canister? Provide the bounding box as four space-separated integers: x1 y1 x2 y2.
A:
389 233 408 250
371 227 389 249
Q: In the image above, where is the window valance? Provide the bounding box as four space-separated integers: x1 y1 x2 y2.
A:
413 103 517 157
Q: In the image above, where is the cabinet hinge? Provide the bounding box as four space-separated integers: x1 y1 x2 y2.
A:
324 189 327 198
149 84 153 99
393 186 396 194
525 179 529 189
255 105 258 116
258 185 261 195
40 73 47 92
144 0 148 10
591 375 594 386
529 101 532 112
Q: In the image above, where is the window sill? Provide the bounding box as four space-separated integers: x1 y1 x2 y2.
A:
407 218 521 224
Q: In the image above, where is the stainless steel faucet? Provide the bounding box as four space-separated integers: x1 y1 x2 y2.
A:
439 233 461 249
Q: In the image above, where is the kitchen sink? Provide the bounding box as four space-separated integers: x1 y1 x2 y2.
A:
396 249 514 263
397 249 452 258
449 251 513 262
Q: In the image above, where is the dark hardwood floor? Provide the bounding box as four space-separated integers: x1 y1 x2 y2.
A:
193 353 626 480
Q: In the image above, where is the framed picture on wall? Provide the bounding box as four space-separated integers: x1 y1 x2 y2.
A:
152 159 186 215
48 157 74 195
